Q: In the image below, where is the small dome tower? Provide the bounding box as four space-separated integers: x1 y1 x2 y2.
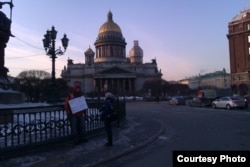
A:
129 40 143 64
85 46 95 66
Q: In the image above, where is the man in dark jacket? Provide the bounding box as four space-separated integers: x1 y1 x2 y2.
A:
100 92 115 146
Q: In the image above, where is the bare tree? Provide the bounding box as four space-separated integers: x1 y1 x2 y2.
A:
17 70 51 79
15 70 68 102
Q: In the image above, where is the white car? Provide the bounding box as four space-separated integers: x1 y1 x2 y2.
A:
212 96 245 110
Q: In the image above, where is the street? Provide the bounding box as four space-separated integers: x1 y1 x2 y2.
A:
112 101 250 167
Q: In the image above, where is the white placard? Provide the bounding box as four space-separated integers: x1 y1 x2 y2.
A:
68 96 88 114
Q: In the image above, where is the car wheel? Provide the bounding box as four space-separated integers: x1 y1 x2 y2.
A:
212 104 216 109
226 104 231 110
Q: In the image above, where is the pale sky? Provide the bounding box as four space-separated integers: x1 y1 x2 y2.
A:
2 0 250 81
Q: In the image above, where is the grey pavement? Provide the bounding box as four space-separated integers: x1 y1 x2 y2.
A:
1 112 165 167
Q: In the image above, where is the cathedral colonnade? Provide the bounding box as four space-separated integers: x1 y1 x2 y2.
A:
94 77 136 96
96 45 125 58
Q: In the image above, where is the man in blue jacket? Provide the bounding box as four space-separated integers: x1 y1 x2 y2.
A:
100 92 115 146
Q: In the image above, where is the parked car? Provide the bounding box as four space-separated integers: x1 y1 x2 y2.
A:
162 96 171 101
243 95 250 108
143 96 155 102
212 96 245 110
187 97 211 107
169 96 186 105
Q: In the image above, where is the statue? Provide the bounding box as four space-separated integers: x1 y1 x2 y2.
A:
0 1 24 104
0 0 13 83
0 1 14 37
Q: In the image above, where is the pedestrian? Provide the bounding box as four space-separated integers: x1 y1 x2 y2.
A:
155 96 160 103
64 82 88 144
99 92 115 146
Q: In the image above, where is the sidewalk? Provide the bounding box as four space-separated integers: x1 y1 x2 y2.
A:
1 115 164 167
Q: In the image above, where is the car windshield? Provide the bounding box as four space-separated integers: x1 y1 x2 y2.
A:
231 97 241 100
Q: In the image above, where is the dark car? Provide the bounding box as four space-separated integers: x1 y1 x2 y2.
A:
169 96 186 105
187 97 211 107
243 95 250 108
143 96 155 102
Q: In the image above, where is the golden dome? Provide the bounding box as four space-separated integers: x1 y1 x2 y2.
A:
98 11 122 34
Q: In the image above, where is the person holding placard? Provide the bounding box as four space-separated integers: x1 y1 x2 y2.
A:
64 82 88 144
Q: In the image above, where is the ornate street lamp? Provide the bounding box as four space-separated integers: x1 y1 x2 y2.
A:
42 26 69 102
42 26 69 82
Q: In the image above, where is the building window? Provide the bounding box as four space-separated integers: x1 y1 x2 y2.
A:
215 79 220 88
247 24 250 30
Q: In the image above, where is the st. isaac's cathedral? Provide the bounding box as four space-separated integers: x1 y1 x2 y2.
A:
61 11 162 96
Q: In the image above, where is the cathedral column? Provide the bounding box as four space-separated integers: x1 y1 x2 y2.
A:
111 79 114 93
108 45 110 57
97 48 100 58
134 79 136 94
123 79 126 95
129 79 132 95
94 79 96 91
130 79 135 95
102 46 105 57
104 79 108 92
98 47 102 58
100 79 103 92
117 79 120 94
114 46 117 57
132 79 136 95
105 46 108 57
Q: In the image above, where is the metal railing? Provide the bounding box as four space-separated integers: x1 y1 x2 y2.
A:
0 99 126 159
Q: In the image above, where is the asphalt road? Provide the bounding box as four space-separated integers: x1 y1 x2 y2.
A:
118 102 250 167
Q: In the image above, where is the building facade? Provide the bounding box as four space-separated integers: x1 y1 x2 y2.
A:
227 9 250 95
179 69 231 90
61 11 162 96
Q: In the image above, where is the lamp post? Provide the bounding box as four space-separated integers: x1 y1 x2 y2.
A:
223 68 227 89
42 26 69 102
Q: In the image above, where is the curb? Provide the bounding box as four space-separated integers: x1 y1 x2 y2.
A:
85 120 165 167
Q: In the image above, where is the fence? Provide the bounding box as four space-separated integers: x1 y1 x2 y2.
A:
0 99 126 159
